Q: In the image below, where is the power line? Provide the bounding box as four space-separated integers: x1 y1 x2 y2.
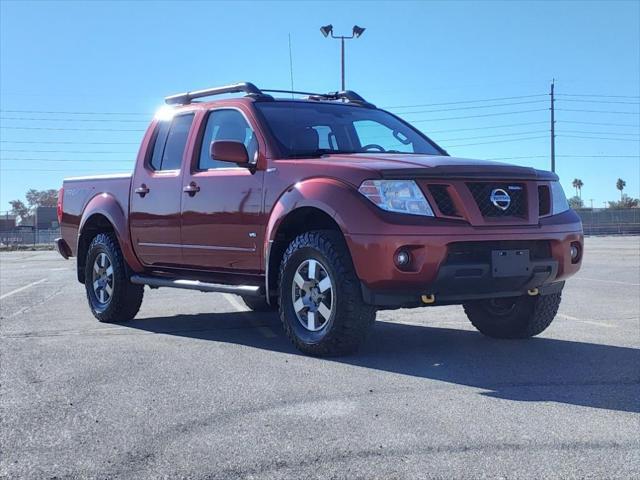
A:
0 140 139 145
1 149 135 154
0 168 126 172
392 99 547 115
411 108 548 123
558 135 640 142
0 109 149 116
444 135 548 148
561 130 640 137
424 121 548 134
559 120 640 128
485 155 547 160
0 158 132 162
556 98 640 105
437 130 547 142
557 154 639 158
381 93 546 109
0 126 145 132
556 108 640 115
556 93 640 99
0 116 148 123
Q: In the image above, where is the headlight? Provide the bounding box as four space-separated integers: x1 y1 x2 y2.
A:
550 181 569 214
358 180 434 216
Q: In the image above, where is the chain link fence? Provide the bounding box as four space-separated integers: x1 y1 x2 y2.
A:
0 227 61 247
0 209 638 248
576 208 640 235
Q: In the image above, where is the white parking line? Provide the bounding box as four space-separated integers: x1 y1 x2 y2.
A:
575 277 640 287
558 313 615 328
0 278 47 301
222 293 277 338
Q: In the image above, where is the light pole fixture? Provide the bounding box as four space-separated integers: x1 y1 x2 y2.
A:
320 24 366 91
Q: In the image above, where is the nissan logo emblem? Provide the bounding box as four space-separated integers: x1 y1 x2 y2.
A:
490 188 511 211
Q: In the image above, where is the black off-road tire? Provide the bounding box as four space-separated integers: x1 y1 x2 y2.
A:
278 230 376 356
463 292 562 339
240 295 277 312
84 232 144 323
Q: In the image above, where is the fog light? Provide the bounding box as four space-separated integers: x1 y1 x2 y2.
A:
395 250 411 267
570 242 581 263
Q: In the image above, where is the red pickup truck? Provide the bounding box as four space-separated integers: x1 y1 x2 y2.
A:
56 82 583 356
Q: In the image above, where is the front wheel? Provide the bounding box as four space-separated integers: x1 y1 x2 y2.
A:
278 230 376 356
84 232 144 323
463 292 562 339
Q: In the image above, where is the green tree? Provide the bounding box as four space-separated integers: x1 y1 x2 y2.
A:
608 194 639 209
571 178 584 199
568 196 584 210
8 189 59 224
25 188 58 208
616 178 626 200
9 199 30 222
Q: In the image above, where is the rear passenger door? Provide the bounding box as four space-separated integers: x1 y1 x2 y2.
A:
129 113 195 267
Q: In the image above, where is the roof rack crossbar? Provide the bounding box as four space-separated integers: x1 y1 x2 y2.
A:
165 82 263 105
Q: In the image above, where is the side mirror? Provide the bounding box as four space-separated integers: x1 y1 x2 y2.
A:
210 140 250 166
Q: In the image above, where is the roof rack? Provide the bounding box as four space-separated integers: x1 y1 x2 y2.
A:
164 82 263 105
164 82 375 108
262 89 375 108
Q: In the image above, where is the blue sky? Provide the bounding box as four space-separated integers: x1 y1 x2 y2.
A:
1 0 638 210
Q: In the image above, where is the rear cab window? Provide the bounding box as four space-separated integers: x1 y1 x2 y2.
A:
148 113 194 171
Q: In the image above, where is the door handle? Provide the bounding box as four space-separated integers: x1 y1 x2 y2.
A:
135 184 150 197
183 182 200 196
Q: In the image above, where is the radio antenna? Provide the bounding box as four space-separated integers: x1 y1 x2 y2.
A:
288 33 295 99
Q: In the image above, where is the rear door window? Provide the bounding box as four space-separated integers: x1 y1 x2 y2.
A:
149 113 194 171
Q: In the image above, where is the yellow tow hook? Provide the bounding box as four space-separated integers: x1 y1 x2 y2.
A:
527 288 539 296
421 294 436 304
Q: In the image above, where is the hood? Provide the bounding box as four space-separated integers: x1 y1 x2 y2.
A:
304 154 557 181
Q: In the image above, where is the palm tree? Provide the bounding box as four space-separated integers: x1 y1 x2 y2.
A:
572 178 584 199
616 178 626 200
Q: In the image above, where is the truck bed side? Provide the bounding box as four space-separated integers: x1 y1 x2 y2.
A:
60 173 132 257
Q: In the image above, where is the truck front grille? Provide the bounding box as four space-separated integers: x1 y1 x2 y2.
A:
467 182 527 218
428 185 461 217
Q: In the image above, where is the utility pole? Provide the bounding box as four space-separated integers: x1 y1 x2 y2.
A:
550 79 556 173
340 37 345 91
589 198 594 209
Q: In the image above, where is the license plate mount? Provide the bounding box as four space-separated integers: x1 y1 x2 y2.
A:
491 249 531 278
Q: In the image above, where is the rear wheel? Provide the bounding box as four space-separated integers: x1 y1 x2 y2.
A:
84 232 143 323
463 292 561 339
278 230 376 356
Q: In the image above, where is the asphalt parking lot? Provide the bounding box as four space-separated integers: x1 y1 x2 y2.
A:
1 236 639 479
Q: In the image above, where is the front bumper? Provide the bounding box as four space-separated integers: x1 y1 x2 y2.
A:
346 212 583 307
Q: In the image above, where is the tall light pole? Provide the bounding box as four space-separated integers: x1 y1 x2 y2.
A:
320 24 366 91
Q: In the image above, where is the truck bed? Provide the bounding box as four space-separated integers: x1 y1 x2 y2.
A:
60 173 132 256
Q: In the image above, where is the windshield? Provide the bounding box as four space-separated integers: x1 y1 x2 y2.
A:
254 101 443 158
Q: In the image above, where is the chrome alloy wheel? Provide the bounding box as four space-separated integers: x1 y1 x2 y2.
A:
291 259 334 332
92 252 114 306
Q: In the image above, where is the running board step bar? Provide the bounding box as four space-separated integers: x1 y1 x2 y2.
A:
130 275 263 297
